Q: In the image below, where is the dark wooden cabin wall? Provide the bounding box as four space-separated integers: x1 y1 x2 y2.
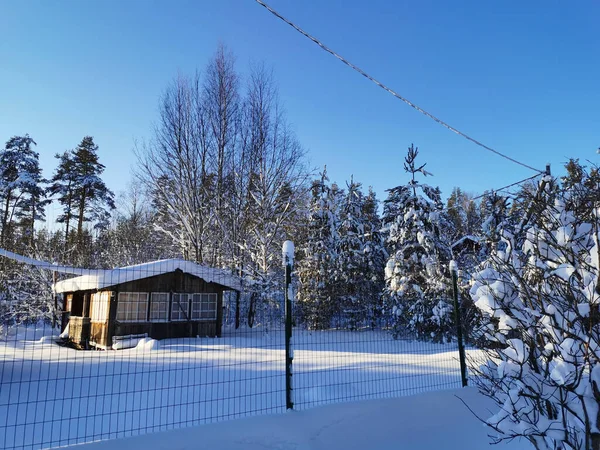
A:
116 271 223 295
114 322 217 340
64 270 230 347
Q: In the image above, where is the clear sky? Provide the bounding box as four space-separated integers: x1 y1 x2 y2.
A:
1 0 598 226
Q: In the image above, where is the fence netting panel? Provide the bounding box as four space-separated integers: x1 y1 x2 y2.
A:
0 257 469 450
291 312 463 410
0 262 286 450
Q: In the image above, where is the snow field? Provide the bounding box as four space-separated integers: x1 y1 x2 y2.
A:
82 388 527 450
0 326 471 449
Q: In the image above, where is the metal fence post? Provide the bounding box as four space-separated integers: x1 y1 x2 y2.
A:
450 261 468 387
283 241 295 409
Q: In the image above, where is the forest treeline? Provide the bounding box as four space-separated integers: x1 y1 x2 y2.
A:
0 44 596 342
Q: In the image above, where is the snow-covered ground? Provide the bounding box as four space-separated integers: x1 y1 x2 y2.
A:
81 387 526 450
1 325 473 449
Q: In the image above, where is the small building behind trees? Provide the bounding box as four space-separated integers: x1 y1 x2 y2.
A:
55 259 242 349
450 235 482 255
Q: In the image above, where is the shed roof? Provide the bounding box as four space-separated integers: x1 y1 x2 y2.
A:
53 259 243 294
451 235 482 249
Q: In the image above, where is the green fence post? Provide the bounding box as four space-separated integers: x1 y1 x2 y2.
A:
283 240 295 409
450 261 468 387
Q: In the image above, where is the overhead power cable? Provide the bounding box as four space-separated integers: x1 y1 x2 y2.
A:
255 0 545 174
472 173 542 200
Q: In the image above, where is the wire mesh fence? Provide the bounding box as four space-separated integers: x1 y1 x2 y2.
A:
292 326 463 410
0 254 470 450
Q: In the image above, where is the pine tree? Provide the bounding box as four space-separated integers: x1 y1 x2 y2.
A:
50 137 115 260
336 178 367 329
446 187 483 270
562 158 600 222
479 191 511 251
0 135 48 249
362 187 387 327
296 168 340 330
71 137 115 240
336 182 387 329
382 144 452 341
446 187 468 242
48 150 78 245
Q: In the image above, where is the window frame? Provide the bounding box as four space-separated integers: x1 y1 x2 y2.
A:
170 293 190 322
116 292 149 323
190 293 218 321
149 292 170 322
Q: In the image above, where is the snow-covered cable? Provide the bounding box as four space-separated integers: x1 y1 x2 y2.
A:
0 248 96 275
255 0 545 175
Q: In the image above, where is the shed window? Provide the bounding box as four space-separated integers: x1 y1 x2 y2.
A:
150 293 169 322
116 292 148 322
191 293 217 320
171 293 189 321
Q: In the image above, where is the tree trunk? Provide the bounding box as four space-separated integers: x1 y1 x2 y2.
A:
247 292 257 328
77 187 87 246
235 291 241 329
1 193 11 245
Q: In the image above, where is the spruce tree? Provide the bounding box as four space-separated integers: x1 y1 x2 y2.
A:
296 168 340 330
446 187 468 242
446 187 483 270
361 187 387 327
479 191 511 251
336 178 367 329
382 144 452 341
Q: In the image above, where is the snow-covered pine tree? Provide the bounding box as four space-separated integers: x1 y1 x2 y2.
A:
479 190 512 253
296 168 341 330
446 187 483 271
49 137 115 263
0 135 49 249
336 177 368 329
446 187 469 242
562 158 600 223
0 135 55 329
470 167 600 450
361 187 387 327
0 257 55 331
70 136 115 240
48 150 78 247
382 144 452 341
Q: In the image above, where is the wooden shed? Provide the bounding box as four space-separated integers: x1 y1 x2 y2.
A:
54 259 242 349
451 235 483 255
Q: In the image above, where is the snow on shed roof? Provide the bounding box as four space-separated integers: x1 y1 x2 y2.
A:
451 235 482 248
53 259 243 293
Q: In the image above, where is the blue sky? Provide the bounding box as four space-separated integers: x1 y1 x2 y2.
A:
1 0 598 226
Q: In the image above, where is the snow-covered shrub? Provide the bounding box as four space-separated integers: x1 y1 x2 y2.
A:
471 172 600 449
0 259 57 330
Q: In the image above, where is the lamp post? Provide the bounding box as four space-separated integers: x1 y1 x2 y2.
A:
450 260 468 387
282 240 295 409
